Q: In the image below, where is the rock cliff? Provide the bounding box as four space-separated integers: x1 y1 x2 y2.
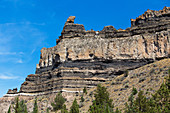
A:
5 7 170 95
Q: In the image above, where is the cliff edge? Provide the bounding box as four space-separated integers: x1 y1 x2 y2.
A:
17 7 170 94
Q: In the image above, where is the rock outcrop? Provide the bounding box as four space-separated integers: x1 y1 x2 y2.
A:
5 7 170 96
7 88 18 94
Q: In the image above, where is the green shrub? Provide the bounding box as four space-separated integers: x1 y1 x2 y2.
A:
88 84 114 113
7 105 11 113
83 87 87 94
70 99 79 113
32 98 38 113
81 96 84 102
61 104 68 113
51 92 65 112
14 97 27 113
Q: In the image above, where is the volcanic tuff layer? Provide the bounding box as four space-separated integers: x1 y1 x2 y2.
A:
6 7 170 95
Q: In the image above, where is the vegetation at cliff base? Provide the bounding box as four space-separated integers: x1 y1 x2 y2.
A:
83 87 87 94
32 98 38 113
125 70 170 113
61 104 69 113
13 97 27 113
70 98 79 113
88 84 120 113
7 68 170 113
51 92 66 112
7 105 11 113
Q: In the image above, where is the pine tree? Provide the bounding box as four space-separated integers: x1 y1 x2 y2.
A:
46 108 50 113
124 70 128 77
134 91 149 112
80 95 84 102
83 87 87 94
61 104 68 113
14 97 19 113
32 98 38 113
14 97 27 113
94 84 113 108
88 84 114 113
70 99 79 113
125 72 170 113
115 108 121 113
150 70 170 113
24 105 28 113
18 100 28 113
125 87 138 113
51 92 65 112
7 105 11 113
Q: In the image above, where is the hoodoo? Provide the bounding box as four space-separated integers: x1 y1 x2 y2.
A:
4 7 170 96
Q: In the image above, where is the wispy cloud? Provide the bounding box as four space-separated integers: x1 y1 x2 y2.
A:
23 22 46 26
31 48 36 55
16 59 23 63
0 22 46 26
0 21 46 64
0 52 17 55
0 72 25 80
19 52 24 55
0 52 24 55
0 74 19 80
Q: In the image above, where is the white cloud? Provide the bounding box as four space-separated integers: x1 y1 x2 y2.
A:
0 52 17 55
16 59 23 63
0 74 19 80
31 48 36 55
0 22 45 26
0 20 46 65
19 52 24 55
0 52 24 55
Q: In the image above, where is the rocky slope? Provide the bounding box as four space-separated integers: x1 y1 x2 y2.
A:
78 58 170 112
0 6 170 113
1 58 169 113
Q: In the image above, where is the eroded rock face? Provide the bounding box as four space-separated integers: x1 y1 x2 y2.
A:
7 88 18 94
9 7 170 94
131 6 170 26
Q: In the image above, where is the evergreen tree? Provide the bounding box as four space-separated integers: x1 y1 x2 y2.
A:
70 99 79 113
150 70 170 113
88 84 114 113
32 98 38 113
83 87 87 94
14 97 19 113
125 73 170 113
124 70 128 77
14 97 27 113
94 84 113 107
24 105 28 113
18 100 27 113
134 91 149 113
46 108 50 113
115 108 121 113
80 95 84 102
125 87 138 113
7 105 11 113
61 104 68 113
51 92 65 112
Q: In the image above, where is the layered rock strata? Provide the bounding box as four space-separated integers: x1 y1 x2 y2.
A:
7 7 170 95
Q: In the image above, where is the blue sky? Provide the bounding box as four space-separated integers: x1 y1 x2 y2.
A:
0 0 169 97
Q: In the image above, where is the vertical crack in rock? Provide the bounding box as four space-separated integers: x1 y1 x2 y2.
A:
142 35 149 56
